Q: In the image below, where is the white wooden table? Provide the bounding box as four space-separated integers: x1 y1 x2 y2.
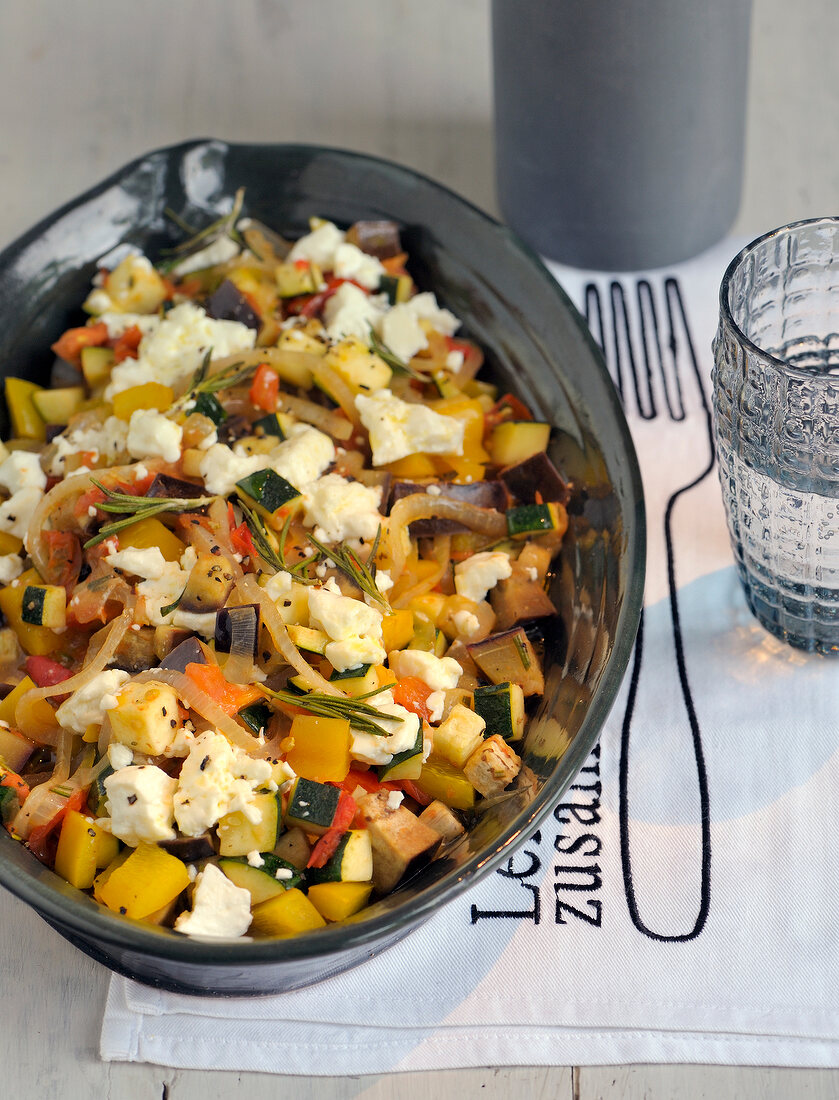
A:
1 1 838 1095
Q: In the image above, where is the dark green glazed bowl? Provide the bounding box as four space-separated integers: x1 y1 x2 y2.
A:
0 141 644 995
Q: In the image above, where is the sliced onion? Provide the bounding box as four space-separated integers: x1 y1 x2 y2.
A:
210 348 324 390
131 668 258 753
280 393 353 441
384 497 506 581
310 362 361 427
13 784 72 840
237 574 340 695
393 535 451 610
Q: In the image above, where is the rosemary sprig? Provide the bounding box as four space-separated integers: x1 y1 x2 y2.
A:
160 187 247 270
278 513 320 581
84 479 214 549
368 326 427 381
159 588 186 618
306 526 390 610
236 501 319 583
257 684 397 737
170 350 257 417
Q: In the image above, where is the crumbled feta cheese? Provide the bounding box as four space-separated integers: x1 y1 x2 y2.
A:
0 553 23 584
350 691 421 766
375 569 394 594
49 416 129 477
386 790 404 810
426 483 442 496
378 303 428 362
452 609 481 638
95 311 161 339
169 235 241 278
355 389 465 466
403 291 461 336
0 451 46 494
102 764 177 846
288 220 346 268
172 610 218 636
246 850 265 868
446 349 465 370
323 282 384 342
308 584 385 672
302 473 382 543
332 242 385 290
174 863 252 939
525 566 539 582
0 487 43 540
274 867 294 881
426 690 446 724
55 669 130 734
268 424 336 490
107 743 134 771
454 551 513 604
127 409 183 464
105 302 256 398
106 546 169 579
389 648 463 691
105 546 191 626
174 730 272 837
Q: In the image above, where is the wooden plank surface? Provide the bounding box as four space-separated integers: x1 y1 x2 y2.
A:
0 1 838 1097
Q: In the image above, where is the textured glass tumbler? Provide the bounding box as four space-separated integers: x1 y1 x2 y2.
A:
713 218 839 654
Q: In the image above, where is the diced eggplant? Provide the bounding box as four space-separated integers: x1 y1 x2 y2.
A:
217 414 252 445
388 480 510 535
178 552 236 613
356 790 441 894
215 603 260 657
499 451 571 506
467 627 545 696
158 834 216 861
50 359 84 390
490 561 557 631
146 473 207 500
463 734 522 798
345 220 403 260
44 424 67 443
205 278 261 330
111 624 157 673
157 635 214 672
418 800 466 843
153 625 192 661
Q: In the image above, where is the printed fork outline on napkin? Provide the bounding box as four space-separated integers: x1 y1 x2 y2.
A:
102 239 839 1074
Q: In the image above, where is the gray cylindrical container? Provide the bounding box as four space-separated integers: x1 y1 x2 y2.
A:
492 0 753 271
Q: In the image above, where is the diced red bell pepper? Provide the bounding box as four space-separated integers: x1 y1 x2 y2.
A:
249 364 280 412
184 662 263 716
484 392 534 432
230 521 256 560
398 779 432 807
27 787 86 865
306 791 358 869
51 322 109 365
25 655 73 688
111 324 144 363
43 530 82 592
338 767 396 797
286 277 366 319
391 676 433 722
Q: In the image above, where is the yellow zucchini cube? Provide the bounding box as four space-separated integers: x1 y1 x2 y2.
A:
54 809 120 890
217 791 281 857
416 758 476 811
250 888 326 936
286 714 351 782
0 570 62 655
20 584 67 631
98 843 189 919
307 881 373 922
4 378 46 441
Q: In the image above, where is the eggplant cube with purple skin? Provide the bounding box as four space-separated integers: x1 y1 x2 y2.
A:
357 790 441 894
463 734 522 799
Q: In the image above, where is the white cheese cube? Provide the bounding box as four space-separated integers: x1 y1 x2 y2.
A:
102 764 177 846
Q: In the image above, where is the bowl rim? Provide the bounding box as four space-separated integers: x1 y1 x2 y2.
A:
0 138 645 969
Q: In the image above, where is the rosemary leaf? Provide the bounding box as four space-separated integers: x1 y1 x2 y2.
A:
257 685 397 737
159 587 186 618
84 480 214 549
306 528 390 610
368 326 427 381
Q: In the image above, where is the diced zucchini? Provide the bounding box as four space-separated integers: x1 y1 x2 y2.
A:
506 502 564 539
307 881 373 922
377 273 413 306
218 854 302 903
179 552 236 613
31 386 85 425
328 663 379 697
237 700 273 736
473 682 525 741
324 337 392 393
432 370 460 399
431 704 485 769
20 584 66 630
236 468 301 518
192 392 228 425
250 888 326 936
416 759 475 811
5 378 45 441
0 570 62 655
217 790 282 857
306 829 373 885
275 260 323 298
489 420 551 466
252 412 287 440
286 623 329 655
378 717 423 782
80 346 115 388
284 777 342 835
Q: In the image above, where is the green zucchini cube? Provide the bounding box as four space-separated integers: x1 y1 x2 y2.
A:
236 468 301 516
284 777 342 836
473 682 526 741
506 502 562 539
378 717 423 782
252 412 287 440
192 392 228 425
237 701 274 736
21 584 66 629
305 829 373 885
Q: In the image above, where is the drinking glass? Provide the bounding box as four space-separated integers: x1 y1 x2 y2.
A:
713 218 839 653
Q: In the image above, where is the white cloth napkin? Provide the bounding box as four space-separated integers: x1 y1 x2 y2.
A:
102 237 839 1073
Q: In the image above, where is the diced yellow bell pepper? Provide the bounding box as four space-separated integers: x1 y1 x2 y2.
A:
407 591 447 627
416 758 476 811
117 517 186 562
93 850 130 902
307 881 373 922
0 570 62 655
381 609 414 653
0 673 57 739
54 809 120 890
98 843 190 919
112 382 175 421
0 532 22 555
376 664 398 690
286 715 351 783
384 453 439 479
250 888 326 936
4 378 46 441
